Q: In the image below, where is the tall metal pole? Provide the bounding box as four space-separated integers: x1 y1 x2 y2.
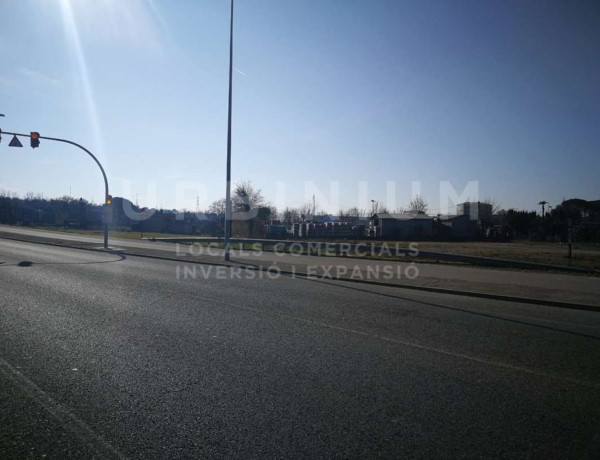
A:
224 0 234 261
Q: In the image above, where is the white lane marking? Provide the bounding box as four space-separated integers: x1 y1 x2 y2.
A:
0 357 127 459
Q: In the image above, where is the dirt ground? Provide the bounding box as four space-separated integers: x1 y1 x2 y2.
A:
389 240 600 270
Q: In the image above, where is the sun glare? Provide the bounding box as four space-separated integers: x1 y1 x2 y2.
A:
59 0 104 160
56 0 166 162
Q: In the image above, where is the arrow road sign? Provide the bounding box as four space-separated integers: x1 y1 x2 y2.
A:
9 135 23 147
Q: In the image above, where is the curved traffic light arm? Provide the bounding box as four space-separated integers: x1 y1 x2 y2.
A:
39 135 109 202
1 130 111 248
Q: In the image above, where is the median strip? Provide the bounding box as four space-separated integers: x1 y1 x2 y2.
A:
1 231 599 313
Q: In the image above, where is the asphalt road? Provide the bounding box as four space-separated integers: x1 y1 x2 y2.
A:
1 239 600 458
1 225 599 308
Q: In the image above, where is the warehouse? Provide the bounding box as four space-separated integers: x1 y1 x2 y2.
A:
371 212 433 239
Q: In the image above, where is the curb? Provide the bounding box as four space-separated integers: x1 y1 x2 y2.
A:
2 234 599 313
147 236 600 275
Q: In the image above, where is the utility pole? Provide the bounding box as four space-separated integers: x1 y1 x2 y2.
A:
224 0 234 261
538 200 548 218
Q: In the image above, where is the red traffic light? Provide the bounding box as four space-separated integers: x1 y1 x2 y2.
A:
30 132 40 148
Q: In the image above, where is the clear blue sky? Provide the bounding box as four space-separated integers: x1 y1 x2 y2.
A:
1 0 598 214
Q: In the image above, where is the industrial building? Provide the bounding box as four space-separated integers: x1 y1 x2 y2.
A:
456 202 493 222
370 212 434 239
437 214 479 239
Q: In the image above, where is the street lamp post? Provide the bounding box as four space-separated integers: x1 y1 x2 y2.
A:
224 0 234 261
371 199 377 216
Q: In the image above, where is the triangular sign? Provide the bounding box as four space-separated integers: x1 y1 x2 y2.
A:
9 135 23 148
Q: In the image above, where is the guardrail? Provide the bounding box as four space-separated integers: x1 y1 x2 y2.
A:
144 236 598 274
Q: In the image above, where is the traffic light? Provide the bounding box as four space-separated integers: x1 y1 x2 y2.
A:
30 132 40 148
106 195 113 205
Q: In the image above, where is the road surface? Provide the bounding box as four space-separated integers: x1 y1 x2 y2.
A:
1 225 598 306
1 239 599 458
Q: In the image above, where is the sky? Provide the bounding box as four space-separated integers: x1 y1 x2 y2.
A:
0 0 598 215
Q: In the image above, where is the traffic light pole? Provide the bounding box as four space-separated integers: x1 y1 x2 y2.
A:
0 131 111 249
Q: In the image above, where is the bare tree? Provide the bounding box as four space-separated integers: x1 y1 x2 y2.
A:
338 208 349 221
233 180 265 213
207 198 226 218
339 207 362 219
0 189 19 199
407 195 428 214
268 205 278 220
282 207 300 225
348 207 362 217
298 202 313 220
483 197 502 215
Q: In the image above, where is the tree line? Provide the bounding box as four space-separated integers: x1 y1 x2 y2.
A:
1 186 598 242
